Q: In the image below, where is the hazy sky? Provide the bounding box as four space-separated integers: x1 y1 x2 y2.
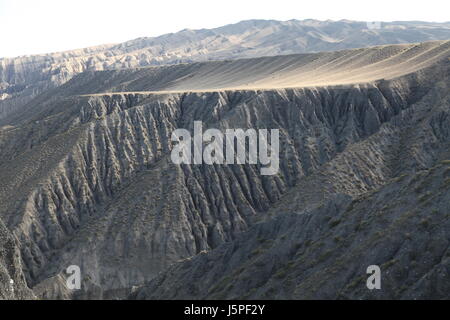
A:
0 0 448 58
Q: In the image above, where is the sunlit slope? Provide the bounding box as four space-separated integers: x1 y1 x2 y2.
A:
76 40 450 95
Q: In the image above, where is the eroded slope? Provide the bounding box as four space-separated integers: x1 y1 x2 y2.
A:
0 42 449 298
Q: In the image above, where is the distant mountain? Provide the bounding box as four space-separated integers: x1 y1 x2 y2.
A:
1 19 450 122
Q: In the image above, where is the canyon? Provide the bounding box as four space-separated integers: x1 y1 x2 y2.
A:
0 21 449 299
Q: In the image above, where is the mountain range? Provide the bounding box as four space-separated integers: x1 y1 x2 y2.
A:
0 19 449 300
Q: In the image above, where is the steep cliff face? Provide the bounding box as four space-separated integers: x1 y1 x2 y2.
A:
0 42 449 299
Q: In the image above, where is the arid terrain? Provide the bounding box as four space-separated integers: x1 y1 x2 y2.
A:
0 20 449 300
2 19 450 121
